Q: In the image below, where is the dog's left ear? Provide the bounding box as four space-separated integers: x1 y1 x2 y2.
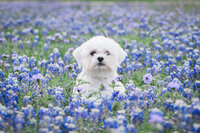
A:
117 45 127 67
73 46 83 69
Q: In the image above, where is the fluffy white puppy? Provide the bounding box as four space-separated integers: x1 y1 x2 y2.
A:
72 36 127 100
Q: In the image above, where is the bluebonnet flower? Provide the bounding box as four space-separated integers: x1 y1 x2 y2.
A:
192 105 200 120
58 58 64 68
173 99 188 112
182 88 192 99
39 60 47 69
191 98 200 106
51 106 63 117
128 88 142 101
14 112 25 131
53 48 61 60
104 117 117 129
196 58 200 66
183 79 191 88
131 107 143 126
132 49 142 61
74 106 88 119
0 69 4 81
149 113 163 123
18 40 24 49
23 96 32 106
163 119 174 131
192 123 200 132
32 39 39 48
21 105 35 119
154 52 161 61
193 80 200 91
148 108 164 123
64 123 76 131
32 73 43 81
193 65 200 79
20 56 28 66
47 63 63 75
110 126 125 133
164 98 173 110
52 125 62 133
38 107 50 119
116 114 126 127
28 57 36 69
5 32 12 39
185 113 192 125
54 87 65 106
90 108 101 122
65 116 74 124
38 128 49 133
20 72 30 83
4 63 10 71
111 91 120 101
43 43 49 52
64 48 74 64
13 58 21 66
42 29 48 36
54 115 64 126
0 60 3 67
168 78 181 90
148 108 164 131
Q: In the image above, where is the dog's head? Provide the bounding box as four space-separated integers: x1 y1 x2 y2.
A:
73 36 127 72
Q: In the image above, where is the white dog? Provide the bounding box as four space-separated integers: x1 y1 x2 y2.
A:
72 36 127 100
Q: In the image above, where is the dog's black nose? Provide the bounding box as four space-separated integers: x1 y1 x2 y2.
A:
97 57 104 62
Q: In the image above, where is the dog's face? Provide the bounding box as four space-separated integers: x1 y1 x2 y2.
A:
73 36 127 72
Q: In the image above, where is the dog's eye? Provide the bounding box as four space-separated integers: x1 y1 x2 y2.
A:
90 51 96 56
105 51 110 55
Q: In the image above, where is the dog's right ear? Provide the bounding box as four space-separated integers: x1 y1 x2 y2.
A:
73 46 83 69
116 45 127 67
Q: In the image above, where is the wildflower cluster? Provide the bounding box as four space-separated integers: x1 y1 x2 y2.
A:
0 2 200 133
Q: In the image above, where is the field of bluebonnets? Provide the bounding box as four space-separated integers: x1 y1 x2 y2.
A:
0 1 200 133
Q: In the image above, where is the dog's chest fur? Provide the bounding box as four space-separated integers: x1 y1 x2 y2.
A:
73 70 126 100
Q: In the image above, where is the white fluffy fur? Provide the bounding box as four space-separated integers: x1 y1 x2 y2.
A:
72 36 127 100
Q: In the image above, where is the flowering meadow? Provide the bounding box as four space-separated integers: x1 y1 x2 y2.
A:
0 1 200 133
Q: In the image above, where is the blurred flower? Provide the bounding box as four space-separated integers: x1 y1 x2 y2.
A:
143 73 152 84
148 108 164 123
149 113 164 123
32 73 43 81
168 80 181 90
104 117 117 129
192 123 200 132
